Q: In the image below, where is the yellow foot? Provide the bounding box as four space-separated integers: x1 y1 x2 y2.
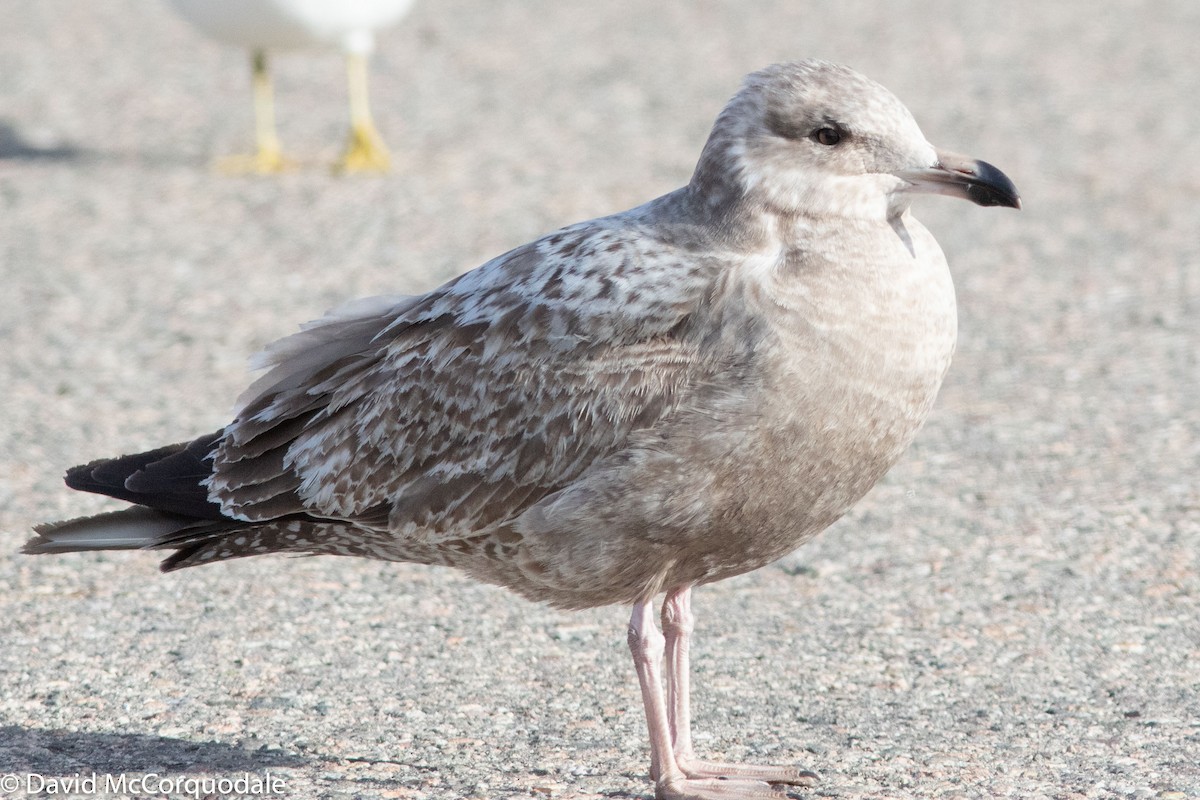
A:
336 123 391 174
216 148 296 175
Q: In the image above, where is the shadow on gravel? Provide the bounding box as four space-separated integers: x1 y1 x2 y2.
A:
0 725 305 774
0 122 82 161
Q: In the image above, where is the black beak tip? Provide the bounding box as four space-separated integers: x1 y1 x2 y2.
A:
968 159 1022 209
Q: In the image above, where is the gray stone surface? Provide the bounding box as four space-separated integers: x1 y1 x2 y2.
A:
0 2 1196 798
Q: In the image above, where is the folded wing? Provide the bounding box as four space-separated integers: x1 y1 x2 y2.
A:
209 218 725 541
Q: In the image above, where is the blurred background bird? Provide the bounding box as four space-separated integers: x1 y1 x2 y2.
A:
167 0 415 174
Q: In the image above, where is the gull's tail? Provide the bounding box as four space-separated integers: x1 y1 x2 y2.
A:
25 506 218 554
25 432 373 572
26 433 250 571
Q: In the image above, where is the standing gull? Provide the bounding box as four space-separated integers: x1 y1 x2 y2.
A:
28 60 1019 799
167 0 414 173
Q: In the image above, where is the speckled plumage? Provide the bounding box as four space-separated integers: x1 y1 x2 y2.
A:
29 60 1019 799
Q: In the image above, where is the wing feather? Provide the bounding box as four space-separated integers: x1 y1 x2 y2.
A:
209 217 729 540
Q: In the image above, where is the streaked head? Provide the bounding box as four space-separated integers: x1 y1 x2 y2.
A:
693 60 1020 220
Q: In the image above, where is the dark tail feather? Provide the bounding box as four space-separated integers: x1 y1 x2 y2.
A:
30 430 333 572
64 431 227 520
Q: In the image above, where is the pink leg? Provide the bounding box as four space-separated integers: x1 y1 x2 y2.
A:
629 600 682 787
660 586 819 787
629 599 807 799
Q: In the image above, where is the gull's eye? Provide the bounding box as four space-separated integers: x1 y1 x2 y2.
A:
812 127 842 146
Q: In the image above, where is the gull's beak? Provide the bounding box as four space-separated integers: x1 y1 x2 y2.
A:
898 149 1021 209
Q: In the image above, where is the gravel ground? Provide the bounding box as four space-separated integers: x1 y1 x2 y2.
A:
1 2 1198 799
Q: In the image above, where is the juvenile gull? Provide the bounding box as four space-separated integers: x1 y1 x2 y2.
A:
28 60 1019 799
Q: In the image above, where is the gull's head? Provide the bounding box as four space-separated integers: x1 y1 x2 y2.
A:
692 60 1020 221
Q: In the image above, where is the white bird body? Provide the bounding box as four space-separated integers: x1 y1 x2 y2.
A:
166 0 413 172
167 0 414 54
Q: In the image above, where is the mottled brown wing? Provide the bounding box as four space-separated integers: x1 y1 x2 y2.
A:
208 219 728 541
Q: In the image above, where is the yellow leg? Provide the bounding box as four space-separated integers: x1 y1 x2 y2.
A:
218 50 294 174
336 52 392 173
